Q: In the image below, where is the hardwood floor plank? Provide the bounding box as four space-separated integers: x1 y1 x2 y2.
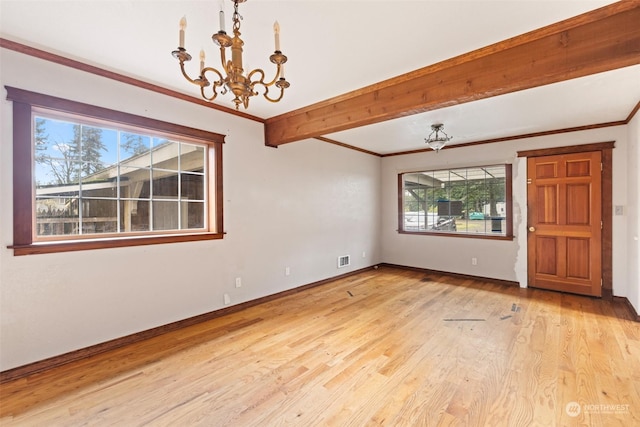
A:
1 266 638 426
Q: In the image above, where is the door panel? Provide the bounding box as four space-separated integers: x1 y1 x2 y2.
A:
537 185 558 224
566 238 590 279
527 151 602 296
535 236 558 275
567 184 590 224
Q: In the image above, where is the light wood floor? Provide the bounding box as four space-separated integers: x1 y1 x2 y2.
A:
1 266 639 426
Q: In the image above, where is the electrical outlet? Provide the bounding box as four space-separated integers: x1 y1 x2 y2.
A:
235 277 242 288
472 257 478 266
285 267 290 276
362 251 366 258
223 293 231 305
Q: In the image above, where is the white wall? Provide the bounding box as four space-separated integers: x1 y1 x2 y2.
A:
381 127 632 303
0 49 382 370
1 46 637 372
627 113 640 313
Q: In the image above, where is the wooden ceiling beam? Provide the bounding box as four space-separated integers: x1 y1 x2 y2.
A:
264 1 640 147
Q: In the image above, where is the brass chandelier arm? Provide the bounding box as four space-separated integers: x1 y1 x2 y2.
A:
199 66 227 102
249 62 289 103
248 65 280 89
202 66 225 85
177 61 202 85
200 85 218 102
247 68 266 84
172 49 202 87
261 85 286 103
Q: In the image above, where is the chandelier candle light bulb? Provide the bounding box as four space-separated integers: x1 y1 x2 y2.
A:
179 16 187 49
219 9 225 33
274 21 280 51
199 50 205 73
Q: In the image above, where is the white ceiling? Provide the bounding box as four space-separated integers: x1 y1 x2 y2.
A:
1 0 638 155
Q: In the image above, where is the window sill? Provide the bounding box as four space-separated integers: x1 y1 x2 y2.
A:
9 232 224 256
397 230 514 241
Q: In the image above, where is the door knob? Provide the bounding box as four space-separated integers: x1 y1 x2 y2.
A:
528 226 536 232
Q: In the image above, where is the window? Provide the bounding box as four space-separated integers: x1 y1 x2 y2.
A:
399 164 512 239
7 87 224 255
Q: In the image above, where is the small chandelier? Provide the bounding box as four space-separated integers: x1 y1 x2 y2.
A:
424 123 453 152
171 0 289 110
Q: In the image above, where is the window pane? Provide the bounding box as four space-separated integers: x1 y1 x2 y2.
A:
120 132 151 165
81 179 118 199
81 161 117 181
152 201 178 231
81 160 118 199
152 171 179 199
181 173 204 201
181 201 205 229
35 160 81 188
181 143 205 171
432 170 450 182
36 197 79 236
120 166 151 199
34 117 77 161
81 199 118 234
80 125 115 170
490 181 506 217
152 139 179 171
120 200 150 232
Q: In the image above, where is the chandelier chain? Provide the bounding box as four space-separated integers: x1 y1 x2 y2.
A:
232 1 242 33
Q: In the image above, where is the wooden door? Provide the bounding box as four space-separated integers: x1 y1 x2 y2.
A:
527 151 602 296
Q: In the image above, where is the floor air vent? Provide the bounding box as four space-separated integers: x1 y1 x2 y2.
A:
338 255 351 268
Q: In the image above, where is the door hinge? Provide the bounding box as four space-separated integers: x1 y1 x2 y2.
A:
601 221 603 230
527 178 532 184
601 162 603 172
601 278 603 287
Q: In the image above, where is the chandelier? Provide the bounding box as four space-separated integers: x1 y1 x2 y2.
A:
424 123 453 152
171 0 289 110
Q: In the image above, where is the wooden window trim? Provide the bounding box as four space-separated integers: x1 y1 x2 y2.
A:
397 164 513 240
6 86 225 255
